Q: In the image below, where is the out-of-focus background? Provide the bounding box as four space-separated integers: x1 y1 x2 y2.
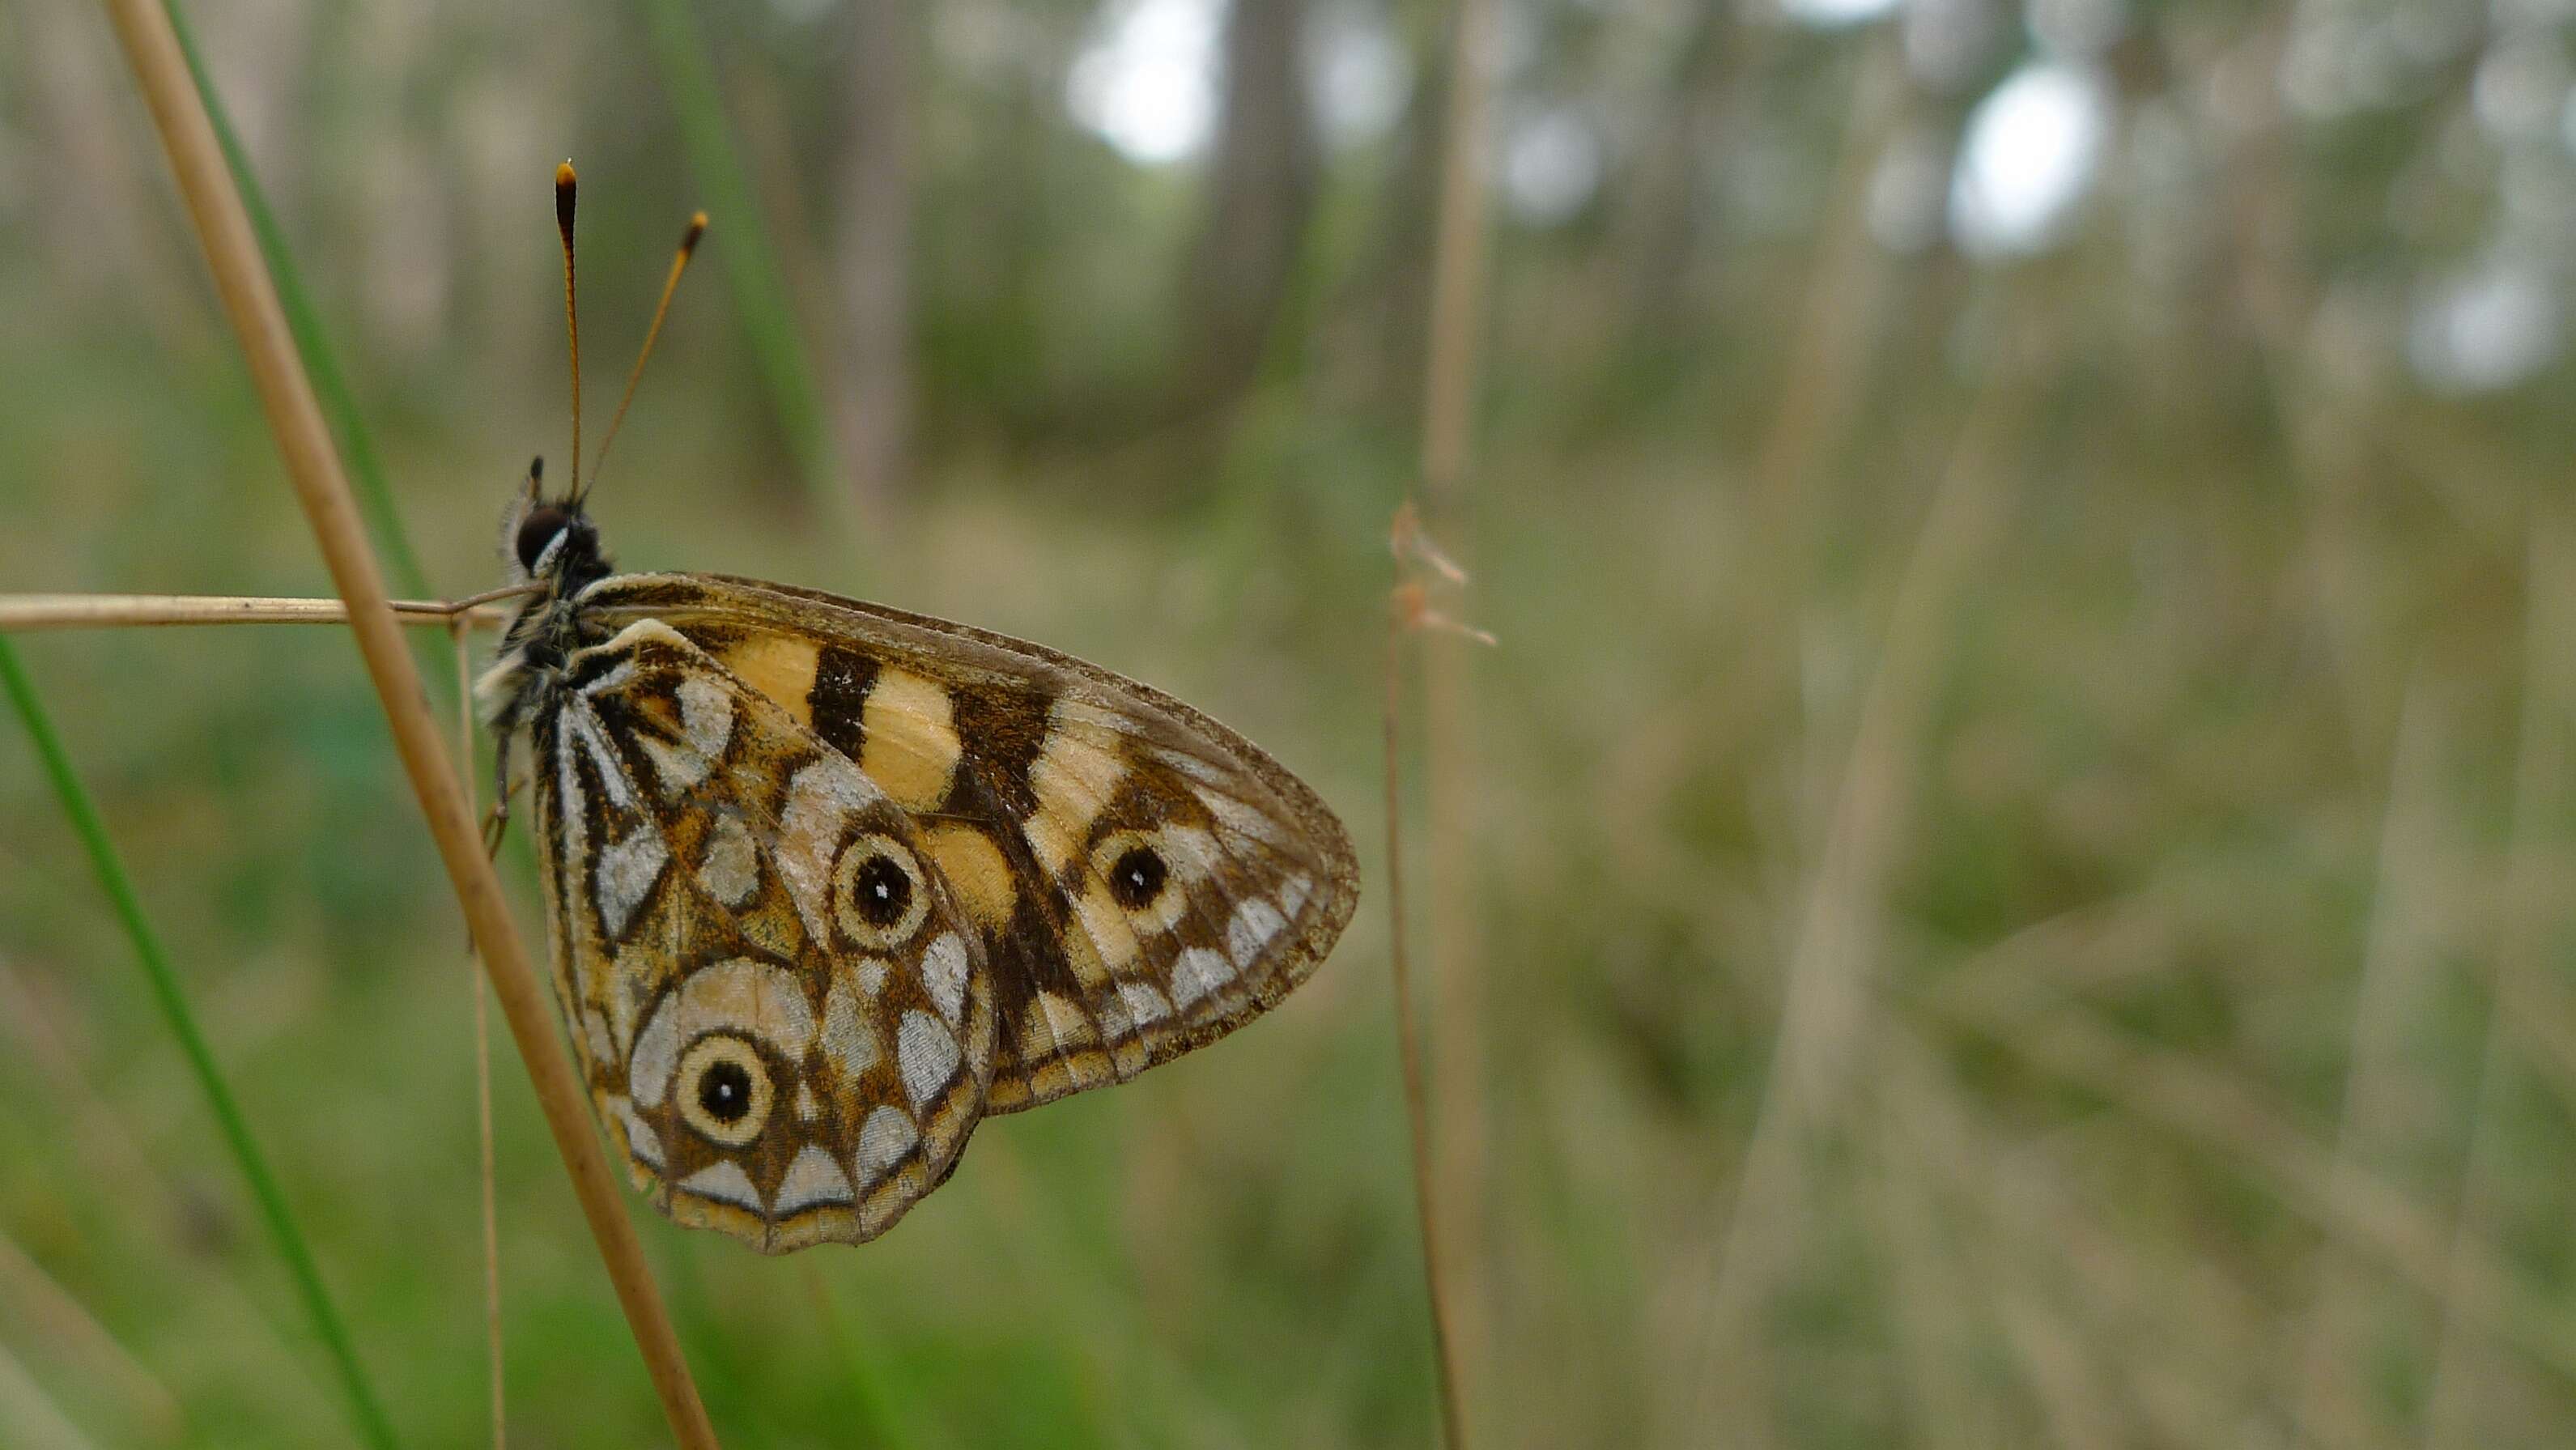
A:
6 0 2576 1444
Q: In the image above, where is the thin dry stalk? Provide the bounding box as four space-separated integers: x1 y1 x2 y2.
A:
96 1 716 1442
0 957 337 1431
1991 1291 2118 1450
0 1228 185 1441
1384 529 1470 1450
2292 676 2452 1448
0 1340 100 1450
1689 352 2031 1439
2424 514 2576 1448
0 592 523 631
453 624 508 1450
1933 996 2576 1384
1862 1075 1999 1449
1415 0 1498 1433
1744 35 1905 531
1885 1028 2269 1444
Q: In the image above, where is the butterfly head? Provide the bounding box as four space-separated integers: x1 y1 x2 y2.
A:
501 457 614 597
479 459 617 728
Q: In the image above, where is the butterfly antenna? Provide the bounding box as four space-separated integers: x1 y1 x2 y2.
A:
579 210 708 504
555 160 581 507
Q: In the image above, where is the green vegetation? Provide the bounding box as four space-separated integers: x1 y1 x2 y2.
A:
6 0 2576 1445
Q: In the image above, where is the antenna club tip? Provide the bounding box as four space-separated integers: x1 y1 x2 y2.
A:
555 160 576 188
680 213 709 254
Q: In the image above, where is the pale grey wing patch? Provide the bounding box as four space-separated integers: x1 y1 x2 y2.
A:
697 815 761 908
773 1144 857 1214
1226 898 1288 968
627 957 818 1110
676 673 734 757
820 967 883 1080
678 1161 763 1211
855 1106 918 1180
539 695 671 1089
896 1011 963 1112
920 932 971 1028
1167 948 1235 1014
608 1096 665 1171
594 826 670 942
772 755 884 945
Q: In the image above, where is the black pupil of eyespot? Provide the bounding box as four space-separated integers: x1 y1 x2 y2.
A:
852 854 910 926
698 1058 753 1122
515 507 569 570
1110 847 1167 909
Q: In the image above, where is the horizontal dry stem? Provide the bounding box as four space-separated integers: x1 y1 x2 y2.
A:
0 593 519 631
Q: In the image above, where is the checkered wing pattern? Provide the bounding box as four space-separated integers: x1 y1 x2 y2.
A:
532 619 994 1252
584 573 1359 1118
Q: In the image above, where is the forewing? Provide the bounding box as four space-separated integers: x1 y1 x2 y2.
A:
582 573 1360 1114
532 619 994 1252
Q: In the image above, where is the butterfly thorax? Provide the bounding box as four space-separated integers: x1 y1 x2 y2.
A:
479 494 617 730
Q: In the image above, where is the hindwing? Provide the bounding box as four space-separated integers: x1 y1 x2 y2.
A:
579 573 1361 1115
533 619 995 1252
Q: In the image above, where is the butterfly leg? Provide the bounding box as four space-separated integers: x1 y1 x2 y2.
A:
482 731 518 859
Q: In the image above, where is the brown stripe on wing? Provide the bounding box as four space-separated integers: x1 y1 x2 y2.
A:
929 746 1124 1111
808 644 877 761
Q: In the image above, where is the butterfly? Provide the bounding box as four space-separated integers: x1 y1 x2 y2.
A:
473 168 1357 1253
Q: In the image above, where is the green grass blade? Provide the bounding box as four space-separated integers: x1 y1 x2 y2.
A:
633 0 861 540
157 0 432 603
0 639 401 1450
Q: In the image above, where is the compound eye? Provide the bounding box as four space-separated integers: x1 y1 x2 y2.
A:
675 1035 773 1147
515 504 572 572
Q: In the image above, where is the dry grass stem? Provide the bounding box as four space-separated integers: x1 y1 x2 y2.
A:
1690 356 2030 1436
2423 514 2576 1447
0 1227 184 1441
0 592 525 631
1384 506 1476 1450
1416 0 1499 1433
1933 995 2576 1382
0 1340 101 1450
0 958 338 1431
453 624 508 1450
1863 1083 1997 1448
2291 676 2452 1446
97 0 716 1441
1885 1031 2268 1444
1715 34 1906 762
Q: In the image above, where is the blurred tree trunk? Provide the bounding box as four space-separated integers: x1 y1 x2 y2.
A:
1177 0 1319 417
1345 0 1452 435
835 0 917 506
1614 7 1748 355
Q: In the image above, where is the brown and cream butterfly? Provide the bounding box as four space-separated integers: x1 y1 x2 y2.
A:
475 168 1357 1252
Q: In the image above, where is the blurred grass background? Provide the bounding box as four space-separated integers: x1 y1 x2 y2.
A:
9 0 2576 1444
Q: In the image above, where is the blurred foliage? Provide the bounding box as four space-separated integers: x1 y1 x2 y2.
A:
8 0 2576 1445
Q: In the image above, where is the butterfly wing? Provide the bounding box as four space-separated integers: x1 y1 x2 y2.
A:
582 573 1360 1115
531 618 995 1252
